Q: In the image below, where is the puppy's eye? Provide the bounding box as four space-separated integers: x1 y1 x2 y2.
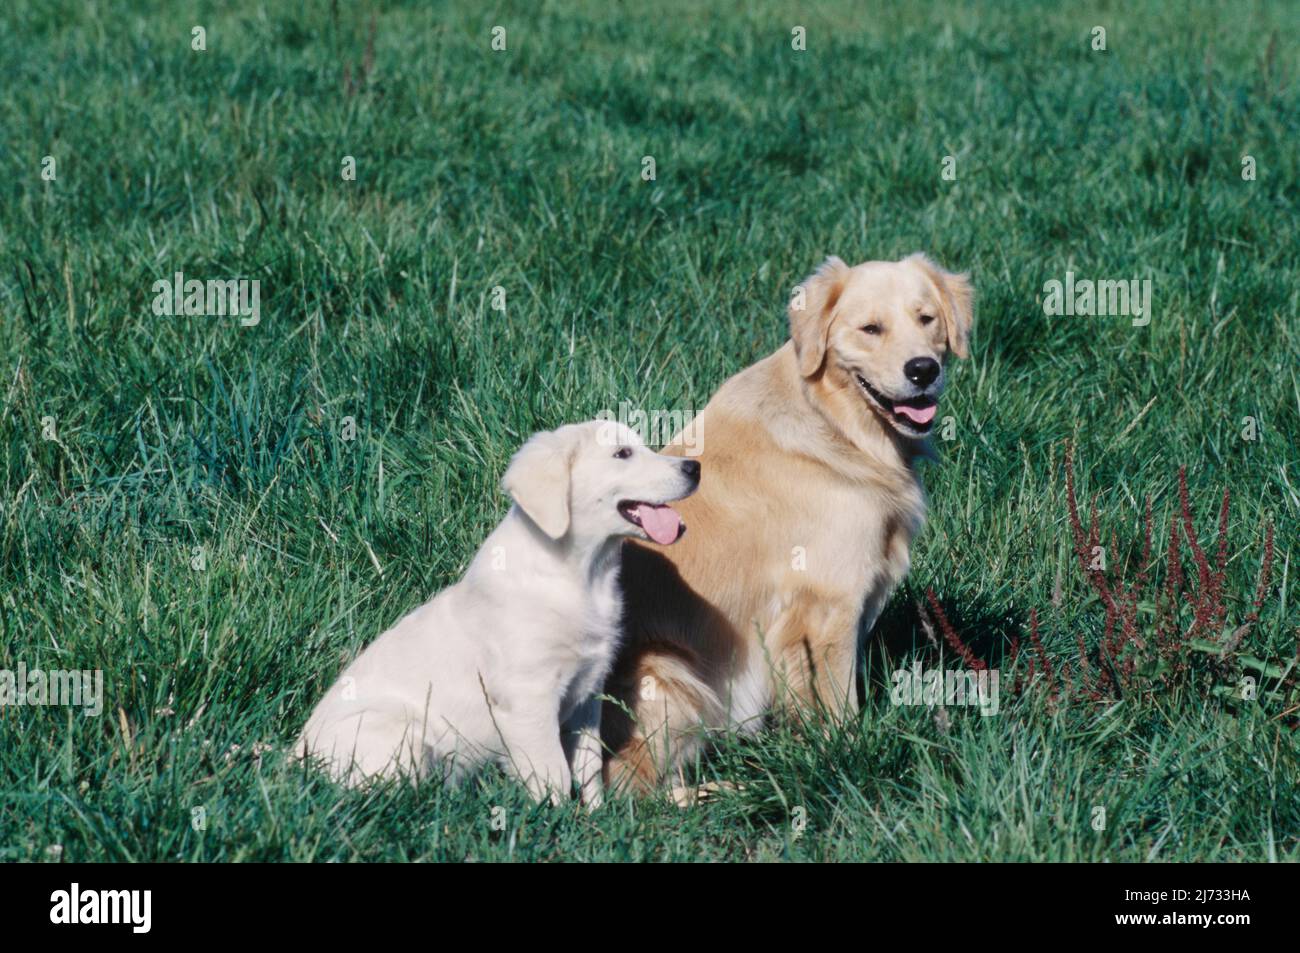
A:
862 324 882 335
919 314 936 326
613 447 633 460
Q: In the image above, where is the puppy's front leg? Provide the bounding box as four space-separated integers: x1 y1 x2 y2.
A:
497 716 572 806
563 696 604 809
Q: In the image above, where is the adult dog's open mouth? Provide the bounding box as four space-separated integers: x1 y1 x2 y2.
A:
618 500 685 545
854 373 938 435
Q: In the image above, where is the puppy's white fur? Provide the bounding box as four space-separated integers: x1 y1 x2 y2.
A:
296 420 697 806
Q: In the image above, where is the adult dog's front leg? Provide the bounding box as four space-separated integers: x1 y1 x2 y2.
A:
563 696 604 809
768 588 861 721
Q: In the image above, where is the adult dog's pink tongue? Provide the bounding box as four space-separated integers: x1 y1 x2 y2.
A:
896 403 937 424
636 504 684 545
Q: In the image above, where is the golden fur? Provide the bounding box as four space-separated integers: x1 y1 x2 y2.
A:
603 253 974 792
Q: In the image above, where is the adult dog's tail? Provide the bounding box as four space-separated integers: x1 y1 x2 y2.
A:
602 644 723 795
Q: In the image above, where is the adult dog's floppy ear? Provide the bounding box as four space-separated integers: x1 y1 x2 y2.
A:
789 255 849 377
501 428 575 539
910 253 974 359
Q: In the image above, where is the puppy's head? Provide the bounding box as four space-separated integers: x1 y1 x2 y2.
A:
501 421 700 545
789 253 973 439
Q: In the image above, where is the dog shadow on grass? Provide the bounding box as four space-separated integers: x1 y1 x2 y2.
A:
858 586 1027 706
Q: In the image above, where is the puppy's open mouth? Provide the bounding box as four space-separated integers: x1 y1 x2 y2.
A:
618 500 685 545
854 374 938 435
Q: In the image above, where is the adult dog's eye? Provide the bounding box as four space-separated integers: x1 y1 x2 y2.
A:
862 324 882 335
613 447 633 460
919 314 936 326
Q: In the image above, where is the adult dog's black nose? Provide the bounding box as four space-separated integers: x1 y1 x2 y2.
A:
904 357 940 388
680 459 701 483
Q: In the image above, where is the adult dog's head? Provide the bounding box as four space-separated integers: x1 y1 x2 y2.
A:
789 253 973 440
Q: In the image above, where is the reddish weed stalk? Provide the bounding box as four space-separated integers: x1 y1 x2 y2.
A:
926 446 1282 707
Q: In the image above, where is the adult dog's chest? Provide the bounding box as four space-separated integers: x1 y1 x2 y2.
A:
771 469 923 611
718 464 925 727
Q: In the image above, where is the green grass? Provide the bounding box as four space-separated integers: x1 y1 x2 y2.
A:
1 0 1296 861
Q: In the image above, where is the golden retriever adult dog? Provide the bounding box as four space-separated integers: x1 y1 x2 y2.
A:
602 253 973 792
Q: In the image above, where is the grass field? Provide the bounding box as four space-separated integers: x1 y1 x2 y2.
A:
1 0 1296 862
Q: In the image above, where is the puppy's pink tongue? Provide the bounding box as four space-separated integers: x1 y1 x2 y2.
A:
636 504 684 545
896 403 937 424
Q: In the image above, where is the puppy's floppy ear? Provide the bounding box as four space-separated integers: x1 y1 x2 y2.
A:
910 253 974 359
501 428 575 539
789 255 849 377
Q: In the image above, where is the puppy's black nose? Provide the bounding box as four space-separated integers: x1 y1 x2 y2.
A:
680 459 701 482
904 357 940 388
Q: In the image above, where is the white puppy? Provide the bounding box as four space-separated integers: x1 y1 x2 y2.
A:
295 420 698 806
